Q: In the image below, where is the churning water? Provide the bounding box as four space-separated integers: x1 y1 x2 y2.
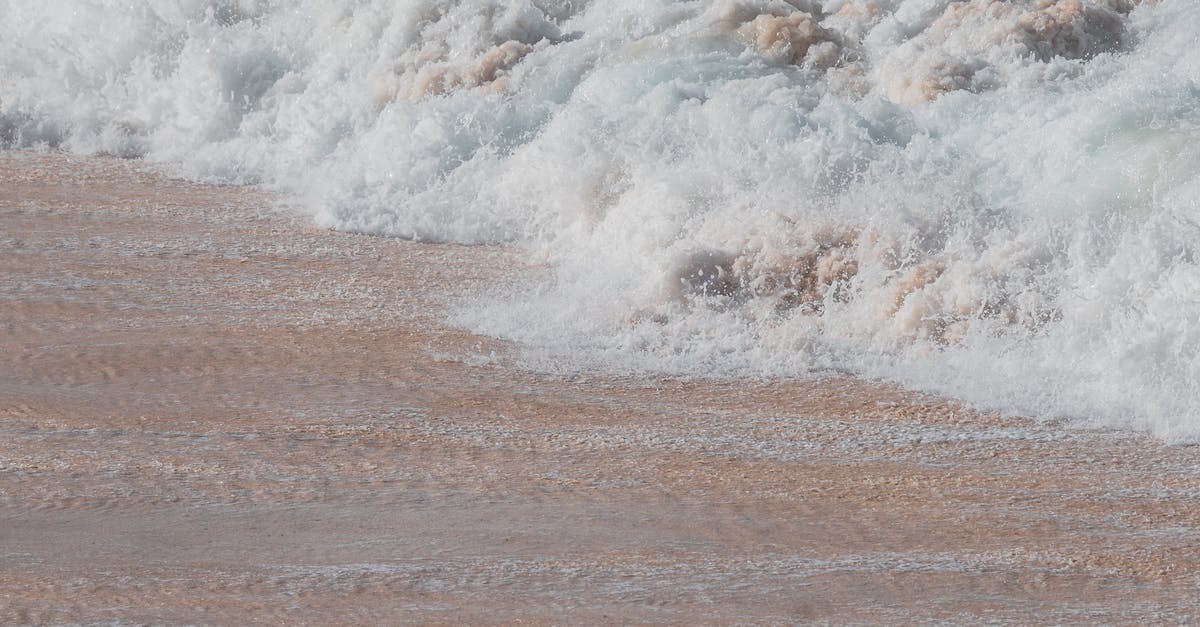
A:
4 0 1200 438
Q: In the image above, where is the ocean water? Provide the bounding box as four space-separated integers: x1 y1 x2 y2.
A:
3 0 1199 439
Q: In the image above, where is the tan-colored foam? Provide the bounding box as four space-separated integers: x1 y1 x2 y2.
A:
879 0 1137 105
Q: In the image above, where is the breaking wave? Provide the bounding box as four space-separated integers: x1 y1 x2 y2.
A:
4 0 1200 438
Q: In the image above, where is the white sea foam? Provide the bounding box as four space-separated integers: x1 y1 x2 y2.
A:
4 0 1199 438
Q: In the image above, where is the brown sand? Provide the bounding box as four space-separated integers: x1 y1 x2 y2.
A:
2 150 1199 624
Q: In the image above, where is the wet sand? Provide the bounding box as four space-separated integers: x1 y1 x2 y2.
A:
2 150 1199 624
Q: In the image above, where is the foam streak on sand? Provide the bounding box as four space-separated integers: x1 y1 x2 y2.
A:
2 1 1200 437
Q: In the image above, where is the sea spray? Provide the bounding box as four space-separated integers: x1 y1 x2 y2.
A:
4 0 1200 438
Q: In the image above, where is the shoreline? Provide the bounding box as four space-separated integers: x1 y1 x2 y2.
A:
2 150 1199 623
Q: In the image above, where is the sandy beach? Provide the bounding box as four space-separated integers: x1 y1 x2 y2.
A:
2 150 1200 623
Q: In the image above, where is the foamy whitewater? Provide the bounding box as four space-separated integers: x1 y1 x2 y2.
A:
3 0 1199 438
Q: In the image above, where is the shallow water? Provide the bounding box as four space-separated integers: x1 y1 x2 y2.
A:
3 0 1198 437
3 152 1200 623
